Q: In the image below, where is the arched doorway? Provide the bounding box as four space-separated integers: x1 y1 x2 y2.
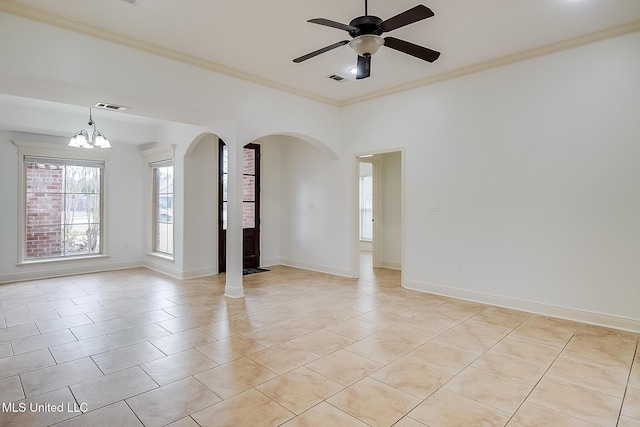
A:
182 133 219 277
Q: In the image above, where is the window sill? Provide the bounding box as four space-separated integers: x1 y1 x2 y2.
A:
147 252 174 262
18 254 110 267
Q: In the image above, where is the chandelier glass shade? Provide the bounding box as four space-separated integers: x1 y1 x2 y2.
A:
69 108 111 149
349 35 385 56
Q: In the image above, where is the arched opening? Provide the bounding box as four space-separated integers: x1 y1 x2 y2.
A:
182 132 219 277
253 133 348 277
181 130 340 295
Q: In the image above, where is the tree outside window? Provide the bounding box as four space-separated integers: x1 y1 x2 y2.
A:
25 158 103 259
153 163 173 255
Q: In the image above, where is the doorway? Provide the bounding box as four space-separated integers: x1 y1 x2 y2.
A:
218 141 261 272
356 150 403 277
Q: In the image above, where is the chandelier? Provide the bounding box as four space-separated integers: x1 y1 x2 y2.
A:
69 108 111 149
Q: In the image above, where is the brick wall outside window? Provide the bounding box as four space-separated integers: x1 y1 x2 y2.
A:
25 163 63 258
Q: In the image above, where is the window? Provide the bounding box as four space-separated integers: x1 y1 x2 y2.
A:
24 156 104 260
152 161 173 255
360 173 373 241
220 142 228 230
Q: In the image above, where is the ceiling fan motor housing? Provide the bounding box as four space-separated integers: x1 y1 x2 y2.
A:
348 16 384 37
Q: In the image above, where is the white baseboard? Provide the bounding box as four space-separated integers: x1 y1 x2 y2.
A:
381 261 402 270
280 258 355 278
359 241 373 251
0 260 143 284
224 286 244 298
260 258 281 268
148 266 217 280
404 279 640 334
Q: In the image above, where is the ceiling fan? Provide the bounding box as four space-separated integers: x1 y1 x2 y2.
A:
293 1 440 79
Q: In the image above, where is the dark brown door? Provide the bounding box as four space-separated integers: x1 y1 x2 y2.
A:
218 141 260 272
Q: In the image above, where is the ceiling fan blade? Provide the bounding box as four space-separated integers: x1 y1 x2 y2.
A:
293 40 349 63
356 55 371 80
380 5 434 33
384 37 440 62
308 18 359 33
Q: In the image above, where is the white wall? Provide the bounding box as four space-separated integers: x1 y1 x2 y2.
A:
0 11 344 283
1 10 639 330
0 12 343 157
182 134 218 277
0 136 146 282
0 132 20 278
279 136 353 276
259 138 283 267
343 32 640 329
380 151 402 270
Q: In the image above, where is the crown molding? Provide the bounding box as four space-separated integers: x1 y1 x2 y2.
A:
1 1 639 108
0 0 341 107
341 20 640 106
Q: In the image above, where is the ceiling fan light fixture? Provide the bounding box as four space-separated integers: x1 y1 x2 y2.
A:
349 35 384 56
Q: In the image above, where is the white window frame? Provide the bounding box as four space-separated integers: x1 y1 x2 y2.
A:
142 144 176 261
151 160 174 256
14 140 111 265
359 174 374 241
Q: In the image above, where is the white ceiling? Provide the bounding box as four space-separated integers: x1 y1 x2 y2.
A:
3 0 640 107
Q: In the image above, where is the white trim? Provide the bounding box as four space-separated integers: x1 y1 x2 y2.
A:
13 139 111 265
280 258 355 278
404 279 640 334
143 144 176 258
260 258 281 268
3 1 638 107
141 144 176 164
352 148 405 282
0 2 340 107
181 267 217 279
12 140 115 160
381 261 402 270
224 286 245 299
342 21 640 106
146 252 174 262
359 240 373 252
17 254 109 267
0 260 143 284
372 159 383 269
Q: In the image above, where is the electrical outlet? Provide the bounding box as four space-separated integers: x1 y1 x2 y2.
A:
455 261 463 272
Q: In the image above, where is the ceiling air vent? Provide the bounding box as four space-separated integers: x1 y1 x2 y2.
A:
94 102 129 111
328 74 347 82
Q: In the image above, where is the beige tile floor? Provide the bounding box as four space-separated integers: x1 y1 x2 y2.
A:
0 255 638 427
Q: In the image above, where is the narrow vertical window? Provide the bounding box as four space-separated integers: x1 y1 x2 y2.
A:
152 161 173 255
359 171 373 241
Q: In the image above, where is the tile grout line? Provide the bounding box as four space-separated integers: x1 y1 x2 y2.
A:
500 328 577 426
417 311 535 424
616 340 639 426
